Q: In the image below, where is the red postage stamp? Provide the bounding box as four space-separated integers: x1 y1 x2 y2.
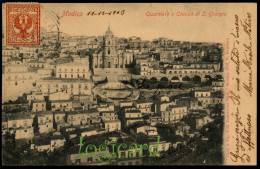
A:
6 3 40 46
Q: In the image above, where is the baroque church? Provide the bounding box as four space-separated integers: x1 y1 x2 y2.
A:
93 26 134 69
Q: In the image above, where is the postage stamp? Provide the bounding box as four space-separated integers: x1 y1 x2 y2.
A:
6 3 40 45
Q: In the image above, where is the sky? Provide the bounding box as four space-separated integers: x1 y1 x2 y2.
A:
39 3 237 43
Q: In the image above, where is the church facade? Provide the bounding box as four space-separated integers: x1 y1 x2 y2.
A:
93 26 134 69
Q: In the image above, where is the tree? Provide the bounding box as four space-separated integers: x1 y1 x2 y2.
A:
37 53 44 58
150 77 157 82
182 76 191 82
192 76 201 83
148 77 158 89
171 76 179 81
18 53 24 60
174 56 183 62
215 75 223 80
160 77 169 82
204 75 212 79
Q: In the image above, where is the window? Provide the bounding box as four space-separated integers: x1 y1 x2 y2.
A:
121 152 126 158
87 157 93 162
136 152 140 157
128 151 134 158
75 159 81 164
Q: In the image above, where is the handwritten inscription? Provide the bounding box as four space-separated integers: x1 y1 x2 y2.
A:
61 9 126 17
228 13 255 164
241 114 254 151
241 13 253 97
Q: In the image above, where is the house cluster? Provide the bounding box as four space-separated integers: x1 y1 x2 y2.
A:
2 53 93 103
67 128 171 165
2 26 223 102
138 58 223 82
68 137 172 165
2 87 222 155
2 26 223 165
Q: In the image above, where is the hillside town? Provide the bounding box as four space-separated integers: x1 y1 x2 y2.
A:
2 26 224 165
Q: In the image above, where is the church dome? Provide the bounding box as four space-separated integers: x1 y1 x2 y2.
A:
105 25 113 37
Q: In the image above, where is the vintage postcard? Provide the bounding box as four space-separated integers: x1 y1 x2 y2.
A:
2 3 257 166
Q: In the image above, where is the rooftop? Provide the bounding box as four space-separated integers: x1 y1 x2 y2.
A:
125 109 141 113
32 135 50 145
134 99 153 104
6 112 33 120
51 99 72 103
40 77 90 82
103 119 121 123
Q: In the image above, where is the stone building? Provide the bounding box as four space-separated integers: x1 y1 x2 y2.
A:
38 112 54 134
92 26 134 69
55 57 90 79
161 105 188 123
5 112 34 140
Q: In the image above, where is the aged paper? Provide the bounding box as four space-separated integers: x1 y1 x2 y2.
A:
2 3 257 165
